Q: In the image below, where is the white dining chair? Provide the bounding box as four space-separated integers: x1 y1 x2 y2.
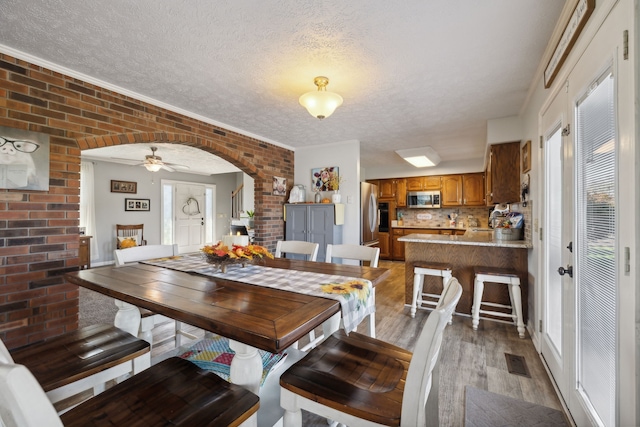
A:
274 240 319 261
280 277 463 427
114 244 198 349
303 244 381 351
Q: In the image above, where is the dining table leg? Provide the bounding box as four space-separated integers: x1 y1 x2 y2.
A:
113 300 142 337
229 339 263 395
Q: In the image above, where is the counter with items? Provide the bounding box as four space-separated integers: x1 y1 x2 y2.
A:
398 230 530 320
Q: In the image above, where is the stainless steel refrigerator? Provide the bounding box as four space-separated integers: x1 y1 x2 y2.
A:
360 182 379 247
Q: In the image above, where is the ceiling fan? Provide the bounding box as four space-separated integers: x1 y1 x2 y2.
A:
115 146 190 172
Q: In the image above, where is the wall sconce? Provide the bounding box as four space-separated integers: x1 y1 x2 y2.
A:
395 147 441 167
299 76 343 120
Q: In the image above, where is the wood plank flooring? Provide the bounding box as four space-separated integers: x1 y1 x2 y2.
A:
81 260 565 426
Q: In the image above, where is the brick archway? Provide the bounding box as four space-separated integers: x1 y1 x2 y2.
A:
76 132 273 247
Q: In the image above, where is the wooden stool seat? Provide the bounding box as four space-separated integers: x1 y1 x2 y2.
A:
61 357 259 427
411 262 453 319
472 267 525 338
9 324 150 408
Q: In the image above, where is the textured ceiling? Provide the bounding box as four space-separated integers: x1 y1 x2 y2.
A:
0 1 565 174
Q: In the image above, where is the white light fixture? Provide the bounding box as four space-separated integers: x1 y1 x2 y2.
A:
395 147 441 168
299 76 343 120
144 162 163 172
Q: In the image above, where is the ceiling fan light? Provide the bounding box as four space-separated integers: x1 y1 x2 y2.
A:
299 76 343 120
144 163 163 172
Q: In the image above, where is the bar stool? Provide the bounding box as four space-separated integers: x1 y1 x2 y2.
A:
472 267 525 338
411 262 453 319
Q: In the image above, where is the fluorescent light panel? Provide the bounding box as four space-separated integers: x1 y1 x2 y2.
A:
395 147 441 167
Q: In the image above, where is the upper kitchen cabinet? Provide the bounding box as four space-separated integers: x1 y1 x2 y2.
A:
442 173 485 207
406 176 441 191
486 141 520 205
441 175 462 206
462 173 485 206
395 179 407 207
378 179 396 200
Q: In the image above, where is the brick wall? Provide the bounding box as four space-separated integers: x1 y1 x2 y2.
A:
0 53 294 349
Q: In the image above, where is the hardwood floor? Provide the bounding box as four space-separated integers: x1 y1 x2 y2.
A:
76 260 564 426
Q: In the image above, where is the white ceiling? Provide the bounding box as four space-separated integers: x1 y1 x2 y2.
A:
0 1 565 175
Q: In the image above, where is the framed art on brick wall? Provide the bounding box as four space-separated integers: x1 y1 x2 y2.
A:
0 126 50 191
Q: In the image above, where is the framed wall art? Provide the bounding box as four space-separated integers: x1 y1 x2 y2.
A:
111 180 137 193
0 126 50 191
273 176 287 196
311 166 339 191
522 140 531 173
125 198 150 212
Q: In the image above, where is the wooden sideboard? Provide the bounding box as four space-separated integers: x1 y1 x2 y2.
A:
79 236 92 270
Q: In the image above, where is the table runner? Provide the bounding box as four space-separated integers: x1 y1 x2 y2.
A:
140 253 374 334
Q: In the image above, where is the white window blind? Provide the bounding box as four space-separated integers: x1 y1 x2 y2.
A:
575 70 616 427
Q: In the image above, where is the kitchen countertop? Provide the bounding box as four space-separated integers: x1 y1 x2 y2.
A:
398 230 531 249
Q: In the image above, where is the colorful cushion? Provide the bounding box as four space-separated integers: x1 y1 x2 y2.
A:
118 236 138 249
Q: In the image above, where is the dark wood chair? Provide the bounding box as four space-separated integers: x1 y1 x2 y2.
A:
116 224 146 249
280 277 463 427
0 356 259 427
2 324 150 412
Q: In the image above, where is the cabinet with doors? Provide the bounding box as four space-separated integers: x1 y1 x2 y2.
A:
395 179 407 207
442 173 486 207
377 179 396 200
486 141 520 205
378 232 391 260
441 175 463 206
406 176 441 191
79 235 92 269
285 204 343 262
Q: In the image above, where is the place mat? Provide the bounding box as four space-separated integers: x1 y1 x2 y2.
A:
141 253 374 333
178 336 286 386
465 386 569 427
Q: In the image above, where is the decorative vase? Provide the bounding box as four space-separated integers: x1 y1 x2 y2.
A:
331 191 341 203
314 192 322 203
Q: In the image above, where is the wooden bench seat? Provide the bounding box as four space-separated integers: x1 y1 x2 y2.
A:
6 324 150 409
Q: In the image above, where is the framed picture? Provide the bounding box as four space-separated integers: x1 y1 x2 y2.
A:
0 126 50 191
522 140 531 173
111 180 137 194
273 176 287 196
311 166 339 191
125 198 150 211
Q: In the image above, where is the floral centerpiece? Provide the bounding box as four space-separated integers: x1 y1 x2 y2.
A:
201 241 273 273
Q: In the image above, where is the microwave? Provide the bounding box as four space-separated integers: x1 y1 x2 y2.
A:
407 191 441 208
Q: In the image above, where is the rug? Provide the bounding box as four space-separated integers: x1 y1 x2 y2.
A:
178 336 286 386
78 287 118 328
465 386 569 427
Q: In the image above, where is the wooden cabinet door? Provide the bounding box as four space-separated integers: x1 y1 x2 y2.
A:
391 229 405 260
378 179 396 199
378 232 390 259
406 177 424 191
395 179 407 207
462 173 485 206
441 175 462 206
489 141 520 204
424 176 441 190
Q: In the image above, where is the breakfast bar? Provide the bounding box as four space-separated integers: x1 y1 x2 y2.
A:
399 231 531 322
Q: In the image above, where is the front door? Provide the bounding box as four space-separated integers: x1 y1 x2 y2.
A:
175 183 206 253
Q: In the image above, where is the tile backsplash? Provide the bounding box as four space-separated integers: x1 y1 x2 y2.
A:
396 207 492 228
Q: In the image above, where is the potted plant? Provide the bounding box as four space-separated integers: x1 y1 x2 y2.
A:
245 210 255 228
328 174 345 203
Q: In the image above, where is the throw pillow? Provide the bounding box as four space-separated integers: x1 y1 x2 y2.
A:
118 236 138 249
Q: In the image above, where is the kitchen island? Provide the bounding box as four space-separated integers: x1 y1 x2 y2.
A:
398 231 531 321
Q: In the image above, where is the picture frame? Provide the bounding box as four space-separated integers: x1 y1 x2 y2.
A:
311 166 339 192
522 140 531 173
111 180 137 194
273 176 287 196
125 198 150 212
0 126 50 191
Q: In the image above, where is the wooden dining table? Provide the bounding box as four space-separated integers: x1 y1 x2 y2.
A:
65 257 390 397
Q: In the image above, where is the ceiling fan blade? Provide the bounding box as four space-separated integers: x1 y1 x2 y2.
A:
110 157 139 164
161 164 176 172
164 162 190 170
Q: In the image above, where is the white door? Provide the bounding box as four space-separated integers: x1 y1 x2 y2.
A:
175 183 206 253
540 4 635 423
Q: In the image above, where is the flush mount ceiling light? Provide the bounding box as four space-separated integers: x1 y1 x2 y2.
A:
395 146 441 168
299 76 343 120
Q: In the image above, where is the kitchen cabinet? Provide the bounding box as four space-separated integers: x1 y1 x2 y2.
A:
462 173 485 206
285 204 342 262
486 141 520 204
378 179 396 200
378 232 391 259
391 229 405 261
390 227 464 260
79 235 92 269
406 176 441 191
395 179 407 207
441 175 462 206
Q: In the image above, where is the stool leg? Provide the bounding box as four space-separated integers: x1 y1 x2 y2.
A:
510 282 525 338
472 277 484 330
442 273 453 324
411 273 424 318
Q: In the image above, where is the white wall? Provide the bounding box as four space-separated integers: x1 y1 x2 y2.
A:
294 140 361 246
90 160 239 264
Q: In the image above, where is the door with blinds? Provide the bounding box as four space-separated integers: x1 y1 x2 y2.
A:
539 3 635 424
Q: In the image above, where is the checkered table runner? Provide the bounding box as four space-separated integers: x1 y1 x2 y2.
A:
140 253 374 333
